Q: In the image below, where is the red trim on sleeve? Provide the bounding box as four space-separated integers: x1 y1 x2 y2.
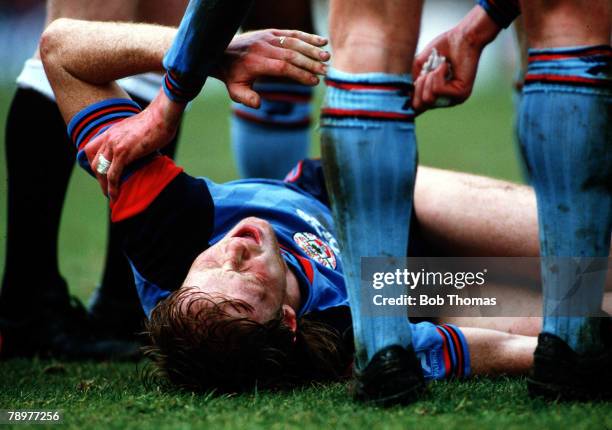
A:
436 327 452 377
284 160 304 183
110 156 183 222
442 325 464 378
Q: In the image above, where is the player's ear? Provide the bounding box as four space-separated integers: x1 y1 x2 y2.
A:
281 304 297 334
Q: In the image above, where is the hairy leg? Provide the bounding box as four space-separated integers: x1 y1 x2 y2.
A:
414 166 540 257
461 327 536 376
512 18 529 182
520 0 610 49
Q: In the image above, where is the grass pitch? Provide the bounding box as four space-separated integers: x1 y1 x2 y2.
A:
2 360 611 430
1 80 610 429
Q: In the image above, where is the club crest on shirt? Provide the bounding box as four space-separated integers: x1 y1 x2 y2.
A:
293 232 337 270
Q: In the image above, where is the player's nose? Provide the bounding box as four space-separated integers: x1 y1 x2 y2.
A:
225 239 252 266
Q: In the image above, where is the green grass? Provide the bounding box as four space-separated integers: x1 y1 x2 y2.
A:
2 80 608 429
1 360 611 430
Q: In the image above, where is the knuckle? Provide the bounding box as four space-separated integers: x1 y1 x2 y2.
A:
243 55 257 68
276 61 287 73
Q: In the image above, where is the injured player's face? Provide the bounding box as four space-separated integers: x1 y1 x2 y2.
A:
179 217 300 326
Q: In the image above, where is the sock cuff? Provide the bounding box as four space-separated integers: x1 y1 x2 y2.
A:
525 45 612 90
322 68 415 124
68 98 142 151
232 82 313 129
68 98 142 177
528 45 611 58
68 98 167 184
325 67 412 86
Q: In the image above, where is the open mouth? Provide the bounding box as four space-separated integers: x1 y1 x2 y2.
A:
233 224 263 246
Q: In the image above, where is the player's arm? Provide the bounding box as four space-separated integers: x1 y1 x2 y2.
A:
41 19 174 121
412 0 520 112
41 18 329 198
40 19 215 301
162 0 254 103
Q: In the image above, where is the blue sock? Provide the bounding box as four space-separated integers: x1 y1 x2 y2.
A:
512 69 530 183
320 68 417 368
519 45 612 354
231 82 312 179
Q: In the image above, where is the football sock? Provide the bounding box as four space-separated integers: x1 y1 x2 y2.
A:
512 69 530 182
231 81 312 179
519 45 612 354
1 89 73 319
320 68 417 368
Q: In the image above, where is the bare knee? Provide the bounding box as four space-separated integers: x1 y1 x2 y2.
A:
329 0 423 73
520 0 611 48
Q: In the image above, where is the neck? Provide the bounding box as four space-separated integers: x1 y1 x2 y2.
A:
284 266 302 312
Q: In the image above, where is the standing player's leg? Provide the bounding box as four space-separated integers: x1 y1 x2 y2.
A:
511 17 529 182
0 81 139 360
230 0 315 179
1 87 74 327
320 0 425 405
518 0 612 400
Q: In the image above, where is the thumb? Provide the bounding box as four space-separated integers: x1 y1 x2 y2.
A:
432 62 470 103
228 83 261 108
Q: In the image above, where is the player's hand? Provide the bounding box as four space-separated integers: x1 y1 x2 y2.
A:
412 6 500 113
213 29 330 108
87 90 183 200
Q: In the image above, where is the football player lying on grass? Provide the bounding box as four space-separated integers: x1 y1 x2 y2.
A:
40 19 606 393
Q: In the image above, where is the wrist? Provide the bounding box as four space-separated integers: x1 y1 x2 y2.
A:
150 88 185 137
458 6 501 50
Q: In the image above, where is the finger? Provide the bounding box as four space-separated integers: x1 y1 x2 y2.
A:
92 145 113 197
273 29 327 47
259 58 319 85
430 63 470 104
270 45 327 75
95 162 111 197
106 154 125 202
92 145 113 175
228 83 261 108
84 133 108 165
422 71 437 107
412 75 425 112
277 36 330 62
430 62 453 98
412 48 431 78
